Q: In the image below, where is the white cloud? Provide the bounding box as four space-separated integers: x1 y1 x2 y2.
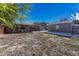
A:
70 12 79 20
75 12 79 20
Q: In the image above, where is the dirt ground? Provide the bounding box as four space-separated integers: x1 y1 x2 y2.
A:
0 31 79 56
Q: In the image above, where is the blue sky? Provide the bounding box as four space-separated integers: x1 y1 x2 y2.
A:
22 3 79 24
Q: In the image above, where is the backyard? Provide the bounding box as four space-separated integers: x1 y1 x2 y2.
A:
0 31 79 56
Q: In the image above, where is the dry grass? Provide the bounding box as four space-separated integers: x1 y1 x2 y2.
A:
0 31 79 56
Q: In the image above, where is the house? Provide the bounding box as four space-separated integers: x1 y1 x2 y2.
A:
0 23 40 34
33 22 48 31
5 24 40 34
39 24 48 30
48 21 79 34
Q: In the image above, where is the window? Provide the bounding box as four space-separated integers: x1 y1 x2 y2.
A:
55 25 60 30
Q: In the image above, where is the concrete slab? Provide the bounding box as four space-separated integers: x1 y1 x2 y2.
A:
48 32 79 37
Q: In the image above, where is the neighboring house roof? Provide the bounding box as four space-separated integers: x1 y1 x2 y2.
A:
48 21 72 25
15 23 39 26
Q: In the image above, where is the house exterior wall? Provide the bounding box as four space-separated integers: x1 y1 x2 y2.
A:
72 24 79 34
39 25 48 30
48 22 72 33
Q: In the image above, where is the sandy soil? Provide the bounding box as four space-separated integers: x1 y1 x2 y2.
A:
0 31 79 56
